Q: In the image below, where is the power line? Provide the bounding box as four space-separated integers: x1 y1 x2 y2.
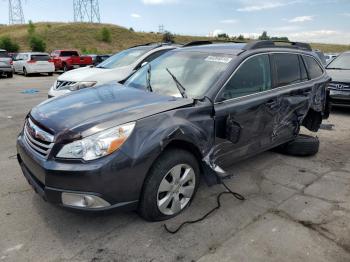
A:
73 0 101 23
8 0 25 24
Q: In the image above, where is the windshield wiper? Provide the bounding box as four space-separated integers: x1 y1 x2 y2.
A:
146 64 153 92
165 68 188 98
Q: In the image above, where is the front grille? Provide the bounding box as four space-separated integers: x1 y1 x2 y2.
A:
328 82 350 91
23 118 54 158
55 80 76 90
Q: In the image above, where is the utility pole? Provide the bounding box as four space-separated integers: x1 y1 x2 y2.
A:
8 0 25 25
158 24 164 33
73 0 101 23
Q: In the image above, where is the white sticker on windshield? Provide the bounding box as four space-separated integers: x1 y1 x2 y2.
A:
205 56 232 63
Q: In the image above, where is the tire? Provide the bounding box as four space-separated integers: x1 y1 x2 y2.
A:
7 72 13 78
23 67 29 77
62 64 68 72
139 149 200 221
275 134 319 157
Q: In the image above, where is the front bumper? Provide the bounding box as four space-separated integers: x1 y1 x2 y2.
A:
16 133 146 211
329 89 350 107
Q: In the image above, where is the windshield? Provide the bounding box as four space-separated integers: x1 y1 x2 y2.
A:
327 53 350 70
125 51 233 98
97 47 151 69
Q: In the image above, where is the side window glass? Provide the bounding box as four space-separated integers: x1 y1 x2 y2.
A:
219 54 271 100
303 56 323 79
299 55 308 81
272 53 301 87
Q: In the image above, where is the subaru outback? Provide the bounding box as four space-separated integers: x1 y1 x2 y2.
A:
17 40 330 221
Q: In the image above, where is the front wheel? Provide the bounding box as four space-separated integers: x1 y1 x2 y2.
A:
23 67 29 77
139 149 200 221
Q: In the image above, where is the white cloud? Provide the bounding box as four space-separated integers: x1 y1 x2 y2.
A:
236 0 301 12
141 0 178 4
288 15 314 23
131 13 141 18
220 19 238 24
284 30 350 44
237 2 285 12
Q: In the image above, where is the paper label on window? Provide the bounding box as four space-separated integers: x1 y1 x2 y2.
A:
129 51 142 57
205 56 232 63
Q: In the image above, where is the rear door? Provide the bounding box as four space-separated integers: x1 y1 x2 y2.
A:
213 54 278 170
267 53 309 143
30 54 51 70
0 51 11 69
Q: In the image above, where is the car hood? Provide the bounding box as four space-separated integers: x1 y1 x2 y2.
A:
326 69 350 83
57 66 133 84
30 84 194 140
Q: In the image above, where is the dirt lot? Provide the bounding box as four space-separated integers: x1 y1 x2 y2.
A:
1 74 350 262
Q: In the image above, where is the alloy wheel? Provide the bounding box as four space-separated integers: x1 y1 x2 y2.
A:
157 164 196 215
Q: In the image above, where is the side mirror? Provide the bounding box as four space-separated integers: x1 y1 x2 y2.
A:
141 61 148 67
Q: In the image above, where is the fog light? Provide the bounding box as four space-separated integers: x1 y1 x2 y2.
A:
61 192 111 209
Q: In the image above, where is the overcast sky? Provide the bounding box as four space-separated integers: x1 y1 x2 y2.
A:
2 0 350 44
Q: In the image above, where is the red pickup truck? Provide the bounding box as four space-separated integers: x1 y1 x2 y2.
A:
50 50 93 72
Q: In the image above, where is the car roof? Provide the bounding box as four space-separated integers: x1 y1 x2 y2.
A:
19 52 50 55
181 43 246 55
179 40 314 56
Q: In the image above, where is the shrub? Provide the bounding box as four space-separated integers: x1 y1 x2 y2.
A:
162 31 175 43
129 27 134 32
28 20 36 35
101 27 112 43
29 35 46 52
0 36 19 52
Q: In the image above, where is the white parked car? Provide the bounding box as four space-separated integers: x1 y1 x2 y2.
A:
48 43 178 98
325 53 339 65
13 52 55 76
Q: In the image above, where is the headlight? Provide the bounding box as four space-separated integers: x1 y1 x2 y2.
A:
56 122 135 160
69 81 97 91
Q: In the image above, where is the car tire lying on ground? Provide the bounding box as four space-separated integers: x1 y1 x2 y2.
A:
275 134 320 157
139 148 200 221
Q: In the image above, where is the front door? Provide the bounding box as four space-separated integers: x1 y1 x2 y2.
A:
212 54 278 170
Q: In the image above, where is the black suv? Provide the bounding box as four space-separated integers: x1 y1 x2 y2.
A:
17 40 330 221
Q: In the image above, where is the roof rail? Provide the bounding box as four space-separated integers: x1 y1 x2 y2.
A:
244 40 312 51
128 42 173 49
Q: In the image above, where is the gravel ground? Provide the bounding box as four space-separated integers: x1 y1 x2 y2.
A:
0 74 350 262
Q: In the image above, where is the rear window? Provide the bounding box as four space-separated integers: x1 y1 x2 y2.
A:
303 56 323 79
272 53 301 87
0 51 9 58
60 51 79 57
31 55 50 61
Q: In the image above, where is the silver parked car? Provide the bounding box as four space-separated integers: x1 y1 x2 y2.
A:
0 49 13 78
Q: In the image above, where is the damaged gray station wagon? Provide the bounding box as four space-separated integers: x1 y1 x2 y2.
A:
17 40 330 221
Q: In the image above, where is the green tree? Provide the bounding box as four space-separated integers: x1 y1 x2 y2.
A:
259 31 270 40
0 36 19 52
237 34 245 41
28 20 36 35
29 35 46 52
129 27 134 32
217 33 229 39
101 27 112 43
162 31 175 43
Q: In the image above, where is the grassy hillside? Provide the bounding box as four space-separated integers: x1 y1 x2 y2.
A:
0 22 349 54
0 22 210 54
